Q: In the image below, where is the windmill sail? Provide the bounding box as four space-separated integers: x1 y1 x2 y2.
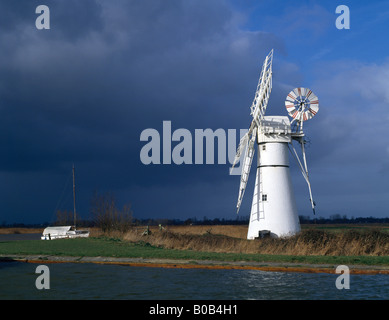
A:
236 127 257 213
231 129 250 169
234 49 274 213
231 120 255 169
250 49 273 125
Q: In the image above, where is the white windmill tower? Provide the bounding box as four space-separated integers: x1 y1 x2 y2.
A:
232 49 319 239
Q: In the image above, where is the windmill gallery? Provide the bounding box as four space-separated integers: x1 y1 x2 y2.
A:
140 49 319 240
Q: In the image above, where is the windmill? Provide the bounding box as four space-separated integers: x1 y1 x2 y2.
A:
232 49 319 239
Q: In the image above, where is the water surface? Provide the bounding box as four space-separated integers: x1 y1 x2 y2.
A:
0 261 387 300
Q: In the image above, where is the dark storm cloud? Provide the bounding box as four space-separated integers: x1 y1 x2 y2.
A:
0 0 286 172
0 0 289 222
0 0 103 37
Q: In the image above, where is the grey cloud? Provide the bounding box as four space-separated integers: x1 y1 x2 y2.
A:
0 0 290 223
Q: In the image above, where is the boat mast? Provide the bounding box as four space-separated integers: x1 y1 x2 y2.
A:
72 164 76 228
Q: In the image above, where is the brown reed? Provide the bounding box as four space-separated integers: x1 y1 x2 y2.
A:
116 225 389 256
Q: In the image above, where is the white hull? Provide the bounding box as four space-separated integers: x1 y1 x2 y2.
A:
41 226 89 240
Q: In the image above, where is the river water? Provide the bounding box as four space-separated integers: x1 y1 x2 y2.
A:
0 261 388 300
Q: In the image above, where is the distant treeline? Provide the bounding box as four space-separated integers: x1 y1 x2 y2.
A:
298 215 389 225
2 215 389 229
4 190 387 229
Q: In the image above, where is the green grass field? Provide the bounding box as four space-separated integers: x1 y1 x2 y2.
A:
1 236 388 266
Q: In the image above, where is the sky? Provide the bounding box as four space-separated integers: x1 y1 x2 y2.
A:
1 0 389 224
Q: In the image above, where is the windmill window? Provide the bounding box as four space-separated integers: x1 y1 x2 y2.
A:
262 194 267 201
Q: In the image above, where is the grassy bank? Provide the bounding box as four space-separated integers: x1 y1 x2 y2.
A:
0 229 389 266
0 237 387 266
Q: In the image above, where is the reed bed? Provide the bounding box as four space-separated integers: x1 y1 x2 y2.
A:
93 225 389 257
0 228 43 234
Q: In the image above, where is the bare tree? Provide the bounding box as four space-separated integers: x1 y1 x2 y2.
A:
55 210 73 226
90 191 133 233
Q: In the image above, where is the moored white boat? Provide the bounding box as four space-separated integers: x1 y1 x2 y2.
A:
41 226 89 240
41 165 90 240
